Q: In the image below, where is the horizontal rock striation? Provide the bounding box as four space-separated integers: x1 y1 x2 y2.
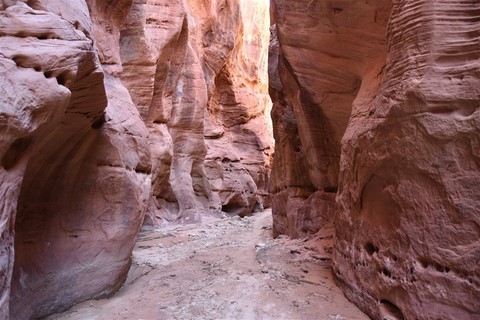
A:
269 0 391 238
270 0 480 319
334 1 480 319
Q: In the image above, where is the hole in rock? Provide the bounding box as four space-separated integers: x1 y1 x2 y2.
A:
365 242 378 255
11 55 26 67
221 201 249 217
380 299 405 320
37 34 50 40
55 71 70 86
333 7 344 14
44 70 54 78
434 263 445 273
382 268 391 277
418 258 429 268
324 186 338 193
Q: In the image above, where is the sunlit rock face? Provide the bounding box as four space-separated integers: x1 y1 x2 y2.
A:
0 0 271 318
120 0 272 224
270 0 480 319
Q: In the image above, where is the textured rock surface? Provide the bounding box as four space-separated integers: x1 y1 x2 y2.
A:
334 1 480 319
0 0 271 318
270 0 480 319
1 1 150 319
269 0 391 238
120 0 272 224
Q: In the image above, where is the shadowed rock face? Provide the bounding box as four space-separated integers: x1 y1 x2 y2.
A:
2 1 150 319
270 0 480 319
0 0 271 318
269 0 391 238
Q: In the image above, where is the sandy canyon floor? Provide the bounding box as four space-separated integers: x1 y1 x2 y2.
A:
48 209 368 320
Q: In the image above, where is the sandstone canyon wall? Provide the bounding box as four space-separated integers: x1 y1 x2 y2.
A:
269 0 391 239
120 0 272 223
0 0 271 318
270 0 480 319
1 1 151 318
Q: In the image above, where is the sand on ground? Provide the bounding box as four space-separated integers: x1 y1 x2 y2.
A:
48 209 369 320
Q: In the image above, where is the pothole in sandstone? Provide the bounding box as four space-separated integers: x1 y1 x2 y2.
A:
47 209 368 320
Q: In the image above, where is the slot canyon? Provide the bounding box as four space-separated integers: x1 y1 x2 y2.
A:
0 0 478 319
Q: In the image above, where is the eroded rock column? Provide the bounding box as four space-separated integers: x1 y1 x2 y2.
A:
120 0 273 224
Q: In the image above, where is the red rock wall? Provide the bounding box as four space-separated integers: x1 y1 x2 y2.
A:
120 0 272 224
1 1 150 318
334 1 480 319
269 0 391 238
270 0 480 319
0 0 271 318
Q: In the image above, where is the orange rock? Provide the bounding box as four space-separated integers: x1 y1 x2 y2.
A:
120 0 273 224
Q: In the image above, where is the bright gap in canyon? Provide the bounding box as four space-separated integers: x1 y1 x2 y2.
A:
1 1 479 320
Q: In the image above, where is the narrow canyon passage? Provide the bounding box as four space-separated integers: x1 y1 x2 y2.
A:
47 210 368 320
1 0 479 319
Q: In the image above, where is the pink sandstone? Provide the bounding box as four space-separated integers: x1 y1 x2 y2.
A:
269 0 480 319
0 0 272 318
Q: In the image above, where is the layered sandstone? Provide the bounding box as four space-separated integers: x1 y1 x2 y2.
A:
270 0 480 319
120 0 272 224
0 0 271 318
1 1 150 319
269 0 391 238
334 1 480 319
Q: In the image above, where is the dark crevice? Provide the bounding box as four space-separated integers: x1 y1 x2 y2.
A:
380 299 404 320
1 137 31 170
323 186 338 193
365 242 378 256
91 113 106 129
382 268 391 277
332 7 343 14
